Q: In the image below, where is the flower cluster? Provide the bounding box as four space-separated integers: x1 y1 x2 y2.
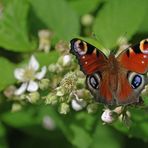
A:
45 71 98 114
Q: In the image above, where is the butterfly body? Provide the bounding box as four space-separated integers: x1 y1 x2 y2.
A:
70 38 148 106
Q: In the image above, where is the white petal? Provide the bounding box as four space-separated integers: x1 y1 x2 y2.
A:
71 99 83 111
71 99 86 111
14 82 28 95
27 80 39 92
28 55 39 71
35 66 47 80
14 68 25 81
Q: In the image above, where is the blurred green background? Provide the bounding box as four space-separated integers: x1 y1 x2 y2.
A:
0 0 148 148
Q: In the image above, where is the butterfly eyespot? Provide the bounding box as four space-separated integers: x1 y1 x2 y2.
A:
87 73 101 89
74 40 87 55
128 72 145 90
140 39 148 54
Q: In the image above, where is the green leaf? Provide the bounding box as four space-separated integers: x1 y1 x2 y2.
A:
29 0 80 41
1 0 9 6
90 124 122 148
138 9 148 33
113 107 148 142
38 107 95 148
65 112 96 148
0 57 16 91
14 51 59 71
1 105 95 148
93 0 148 48
0 123 8 148
0 0 36 52
34 51 60 66
1 107 40 128
69 0 101 16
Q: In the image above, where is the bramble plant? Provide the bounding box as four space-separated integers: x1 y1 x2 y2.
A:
0 0 148 148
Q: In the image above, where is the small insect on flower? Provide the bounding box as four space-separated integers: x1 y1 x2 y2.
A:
14 55 47 95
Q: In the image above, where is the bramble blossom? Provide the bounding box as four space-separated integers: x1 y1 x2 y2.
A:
14 55 47 95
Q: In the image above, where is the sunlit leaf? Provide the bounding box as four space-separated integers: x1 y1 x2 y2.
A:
90 124 122 148
29 0 80 41
34 51 59 66
93 0 148 48
0 0 36 52
69 0 101 16
0 58 16 91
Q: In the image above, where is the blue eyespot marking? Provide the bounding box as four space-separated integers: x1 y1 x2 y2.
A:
89 76 99 89
131 75 142 89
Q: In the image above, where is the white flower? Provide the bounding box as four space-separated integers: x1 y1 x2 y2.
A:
101 109 115 124
14 55 47 95
71 94 86 111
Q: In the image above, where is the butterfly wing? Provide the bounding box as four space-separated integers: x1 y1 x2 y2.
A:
117 38 148 74
70 38 108 75
116 39 148 105
70 38 114 104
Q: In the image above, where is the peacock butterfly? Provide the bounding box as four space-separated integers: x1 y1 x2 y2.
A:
70 38 148 106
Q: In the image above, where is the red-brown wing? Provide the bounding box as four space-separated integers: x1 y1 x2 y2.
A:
99 72 134 105
117 39 148 74
116 74 136 105
99 75 114 104
70 38 108 75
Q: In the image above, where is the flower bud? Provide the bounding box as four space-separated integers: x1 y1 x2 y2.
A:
81 14 94 26
3 85 16 99
38 29 53 53
62 55 71 67
39 78 50 90
119 111 131 127
45 93 58 105
101 109 115 124
56 87 65 97
87 103 98 114
142 85 148 95
119 110 131 121
11 103 22 112
113 106 122 114
59 103 70 114
55 40 69 53
26 92 40 103
48 64 57 72
76 78 85 88
48 64 63 73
